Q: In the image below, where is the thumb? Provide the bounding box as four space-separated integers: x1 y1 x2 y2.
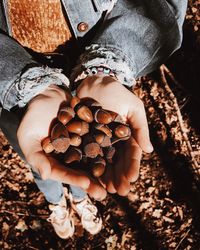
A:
27 151 52 180
128 100 153 153
27 151 90 190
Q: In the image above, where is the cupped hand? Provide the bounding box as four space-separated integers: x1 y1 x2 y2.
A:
76 75 153 196
17 84 106 200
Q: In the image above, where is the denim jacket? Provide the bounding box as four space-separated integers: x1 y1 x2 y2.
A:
0 0 187 111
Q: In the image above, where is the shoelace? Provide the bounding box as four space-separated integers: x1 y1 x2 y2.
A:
77 201 100 223
48 205 69 222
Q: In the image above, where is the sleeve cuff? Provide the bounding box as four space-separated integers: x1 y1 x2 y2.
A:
70 44 136 89
3 66 70 110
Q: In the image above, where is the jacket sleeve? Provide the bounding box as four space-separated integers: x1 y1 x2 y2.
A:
0 32 70 111
71 0 188 87
0 32 35 109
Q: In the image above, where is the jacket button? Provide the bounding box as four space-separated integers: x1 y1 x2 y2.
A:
77 22 89 32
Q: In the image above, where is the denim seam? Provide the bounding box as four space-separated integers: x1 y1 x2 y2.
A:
71 44 136 87
2 0 12 35
3 66 70 110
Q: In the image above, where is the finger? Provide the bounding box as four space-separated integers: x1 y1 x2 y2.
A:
128 99 153 153
49 157 107 201
27 151 90 190
86 177 107 201
100 165 117 194
48 156 90 189
124 138 142 182
114 173 130 197
113 156 131 196
125 159 140 182
26 150 52 179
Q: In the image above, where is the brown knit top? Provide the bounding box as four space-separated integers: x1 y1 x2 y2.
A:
7 0 72 53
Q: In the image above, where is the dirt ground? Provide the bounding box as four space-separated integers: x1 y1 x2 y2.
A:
0 1 200 249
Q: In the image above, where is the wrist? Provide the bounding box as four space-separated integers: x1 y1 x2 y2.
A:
76 75 115 96
28 84 70 107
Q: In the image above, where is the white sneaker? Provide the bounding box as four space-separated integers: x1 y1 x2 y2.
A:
72 196 102 235
47 195 75 239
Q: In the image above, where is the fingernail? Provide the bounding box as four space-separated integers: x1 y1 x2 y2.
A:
82 179 90 189
96 191 107 201
147 143 154 153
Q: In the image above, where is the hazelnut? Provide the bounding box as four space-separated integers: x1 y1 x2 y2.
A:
57 106 75 125
64 147 82 164
51 123 70 153
41 137 54 154
66 120 89 136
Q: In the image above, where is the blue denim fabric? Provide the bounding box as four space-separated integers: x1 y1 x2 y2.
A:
0 0 187 110
32 170 86 204
32 170 64 204
0 0 187 203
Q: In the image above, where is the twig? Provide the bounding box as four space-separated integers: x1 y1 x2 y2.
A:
159 65 200 171
26 246 39 250
161 64 180 86
0 209 49 218
0 199 31 205
175 229 191 250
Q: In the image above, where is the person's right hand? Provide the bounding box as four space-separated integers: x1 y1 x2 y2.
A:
77 75 153 196
17 84 107 200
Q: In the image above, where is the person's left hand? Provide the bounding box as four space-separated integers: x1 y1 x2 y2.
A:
76 75 153 196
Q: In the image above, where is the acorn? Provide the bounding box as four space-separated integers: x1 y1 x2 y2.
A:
84 142 103 158
57 106 75 125
41 137 54 154
114 124 131 138
62 92 72 107
92 163 106 178
70 96 80 109
92 157 106 177
82 134 93 146
80 97 101 107
69 133 82 147
76 105 94 123
92 163 106 177
111 135 130 145
51 123 70 153
64 147 82 164
94 109 113 124
94 132 112 147
94 124 112 138
105 146 116 163
66 120 89 136
107 110 118 121
114 114 127 124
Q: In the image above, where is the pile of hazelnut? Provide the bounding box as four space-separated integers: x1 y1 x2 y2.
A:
41 96 131 178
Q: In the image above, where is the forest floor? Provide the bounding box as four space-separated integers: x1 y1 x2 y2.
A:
0 1 200 249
